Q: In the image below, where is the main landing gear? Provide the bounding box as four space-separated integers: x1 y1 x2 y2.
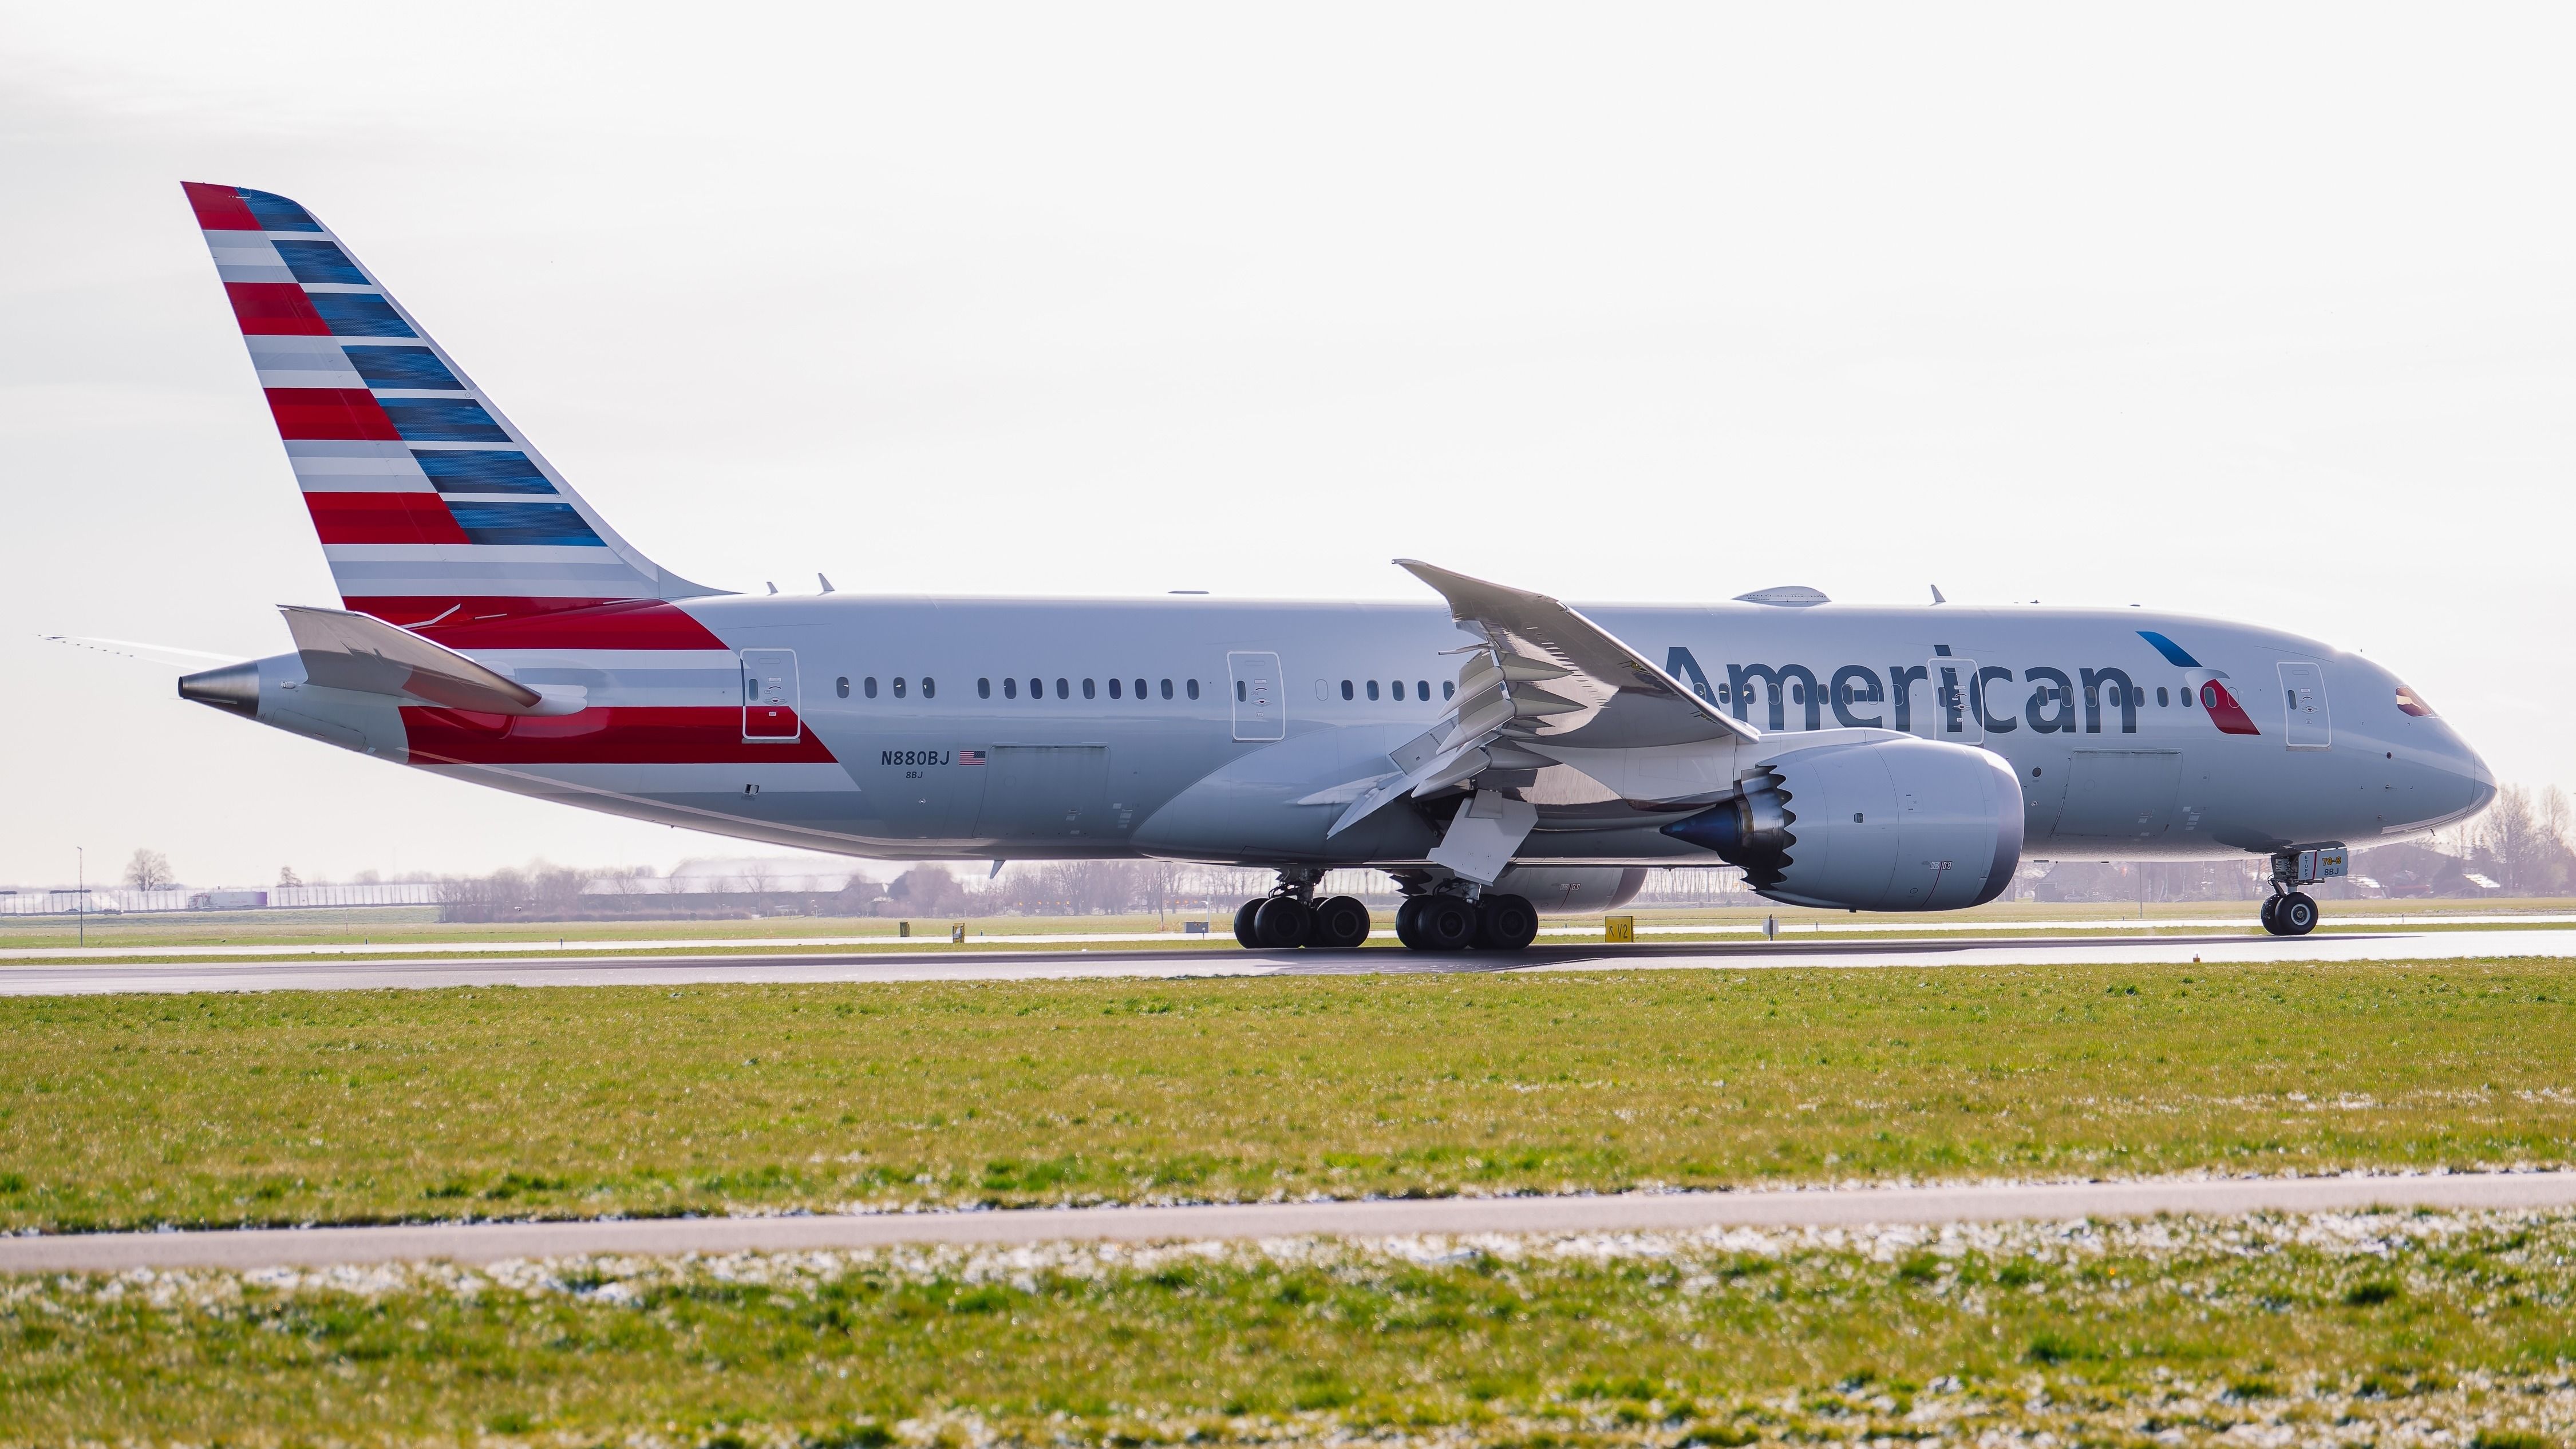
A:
1230 872 1540 952
1232 869 1372 950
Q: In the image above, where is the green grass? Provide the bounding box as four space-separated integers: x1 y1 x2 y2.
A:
7 1210 2576 1444
2 960 2573 1233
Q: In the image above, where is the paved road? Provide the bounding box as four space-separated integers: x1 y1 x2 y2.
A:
2 928 2571 996
8 1173 2572 1272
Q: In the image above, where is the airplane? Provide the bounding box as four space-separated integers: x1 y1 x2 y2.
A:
163 183 2495 950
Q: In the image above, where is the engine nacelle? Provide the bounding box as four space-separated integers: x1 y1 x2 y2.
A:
1661 736 2023 911
1488 865 1649 914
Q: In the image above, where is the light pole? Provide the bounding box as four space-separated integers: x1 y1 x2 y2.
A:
76 845 84 947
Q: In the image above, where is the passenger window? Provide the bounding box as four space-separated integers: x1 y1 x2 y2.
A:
836 676 850 698
1366 680 1380 701
1187 679 1200 700
1417 679 1429 700
893 677 906 698
1030 678 1044 700
1055 678 1069 699
922 677 935 699
1003 677 1018 699
1160 678 1174 700
1236 679 1247 702
1134 678 1147 700
2156 686 2170 707
1443 680 1455 700
1082 678 1096 699
1341 679 1353 701
977 678 990 699
863 676 878 699
1108 678 1123 699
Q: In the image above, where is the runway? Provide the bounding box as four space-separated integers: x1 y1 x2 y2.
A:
1 927 2571 996
7 1171 2572 1273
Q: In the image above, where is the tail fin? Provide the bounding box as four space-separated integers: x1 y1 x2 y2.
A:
182 182 720 628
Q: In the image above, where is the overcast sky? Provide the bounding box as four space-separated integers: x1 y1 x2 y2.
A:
3 3 2569 886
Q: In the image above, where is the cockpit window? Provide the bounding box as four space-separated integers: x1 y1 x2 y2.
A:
2395 684 2436 718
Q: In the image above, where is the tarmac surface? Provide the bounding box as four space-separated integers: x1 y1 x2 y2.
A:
8 1172 2573 1272
2 927 2571 996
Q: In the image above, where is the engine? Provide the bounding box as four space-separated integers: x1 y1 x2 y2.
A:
1660 737 2024 912
1487 865 1649 914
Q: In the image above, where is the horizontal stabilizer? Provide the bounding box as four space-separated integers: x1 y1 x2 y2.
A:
279 605 564 715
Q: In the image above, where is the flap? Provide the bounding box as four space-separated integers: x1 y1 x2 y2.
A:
279 604 554 715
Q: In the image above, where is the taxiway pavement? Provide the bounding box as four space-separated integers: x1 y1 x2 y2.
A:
2 927 2571 996
6 1172 2572 1272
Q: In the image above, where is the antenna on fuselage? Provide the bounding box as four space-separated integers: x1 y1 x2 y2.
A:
765 581 778 595
818 573 836 594
1929 585 1946 604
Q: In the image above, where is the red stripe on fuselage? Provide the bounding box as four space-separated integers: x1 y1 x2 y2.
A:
184 182 259 231
401 706 836 765
410 599 732 650
2201 681 2261 735
305 492 470 545
268 387 401 441
224 282 329 335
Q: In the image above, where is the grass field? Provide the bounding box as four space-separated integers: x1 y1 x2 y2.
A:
7 1210 2574 1446
2 960 2572 1233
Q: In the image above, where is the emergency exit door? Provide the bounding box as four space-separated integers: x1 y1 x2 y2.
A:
1227 651 1285 741
742 649 802 742
2277 661 2330 750
1914 656 1984 744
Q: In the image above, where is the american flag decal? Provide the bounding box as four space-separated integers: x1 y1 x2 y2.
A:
958 749 986 765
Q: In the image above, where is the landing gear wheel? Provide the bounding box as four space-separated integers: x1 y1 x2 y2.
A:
2258 894 2282 935
1412 894 1477 952
1309 895 1372 949
2275 892 2318 936
1472 893 1539 951
1394 897 1428 950
1232 898 1263 948
1252 896 1312 949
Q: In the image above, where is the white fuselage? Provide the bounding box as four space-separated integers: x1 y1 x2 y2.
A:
217 593 2493 872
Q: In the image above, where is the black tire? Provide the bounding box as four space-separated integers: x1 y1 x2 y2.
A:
1233 898 1263 948
2258 894 2282 935
1310 894 1372 949
1394 896 1427 950
1473 893 1539 951
1414 894 1476 951
2277 892 2318 936
1253 896 1311 949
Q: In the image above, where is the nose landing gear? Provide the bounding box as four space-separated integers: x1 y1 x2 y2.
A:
2259 846 2341 936
2259 889 2318 936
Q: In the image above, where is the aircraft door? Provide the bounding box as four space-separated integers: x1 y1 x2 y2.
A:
742 649 801 742
1228 651 1285 741
2278 662 2330 750
1916 656 1984 745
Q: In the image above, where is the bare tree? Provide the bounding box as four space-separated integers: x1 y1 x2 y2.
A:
2472 784 2575 896
123 849 175 890
277 865 302 887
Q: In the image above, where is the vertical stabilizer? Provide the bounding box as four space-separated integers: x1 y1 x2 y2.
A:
183 182 721 628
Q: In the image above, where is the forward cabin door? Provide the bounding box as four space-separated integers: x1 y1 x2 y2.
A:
2278 662 2330 750
741 649 801 742
1228 651 1285 742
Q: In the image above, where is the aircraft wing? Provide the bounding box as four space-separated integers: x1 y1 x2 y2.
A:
1329 560 1753 836
279 605 553 715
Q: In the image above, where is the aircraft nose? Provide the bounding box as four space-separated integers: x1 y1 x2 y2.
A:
2448 729 2496 819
